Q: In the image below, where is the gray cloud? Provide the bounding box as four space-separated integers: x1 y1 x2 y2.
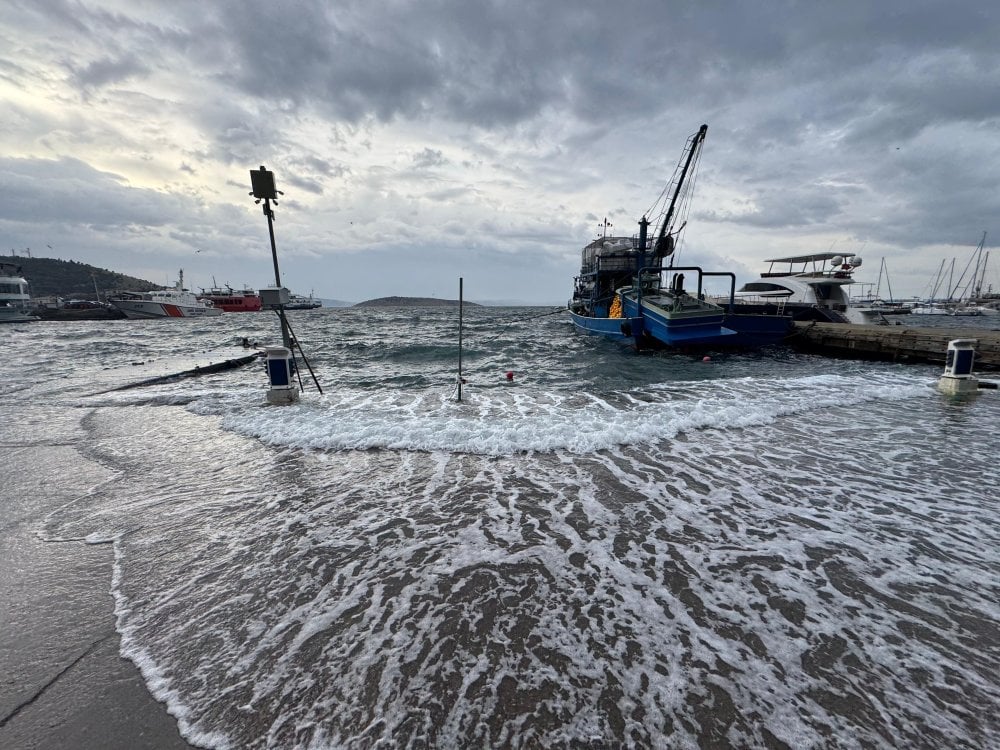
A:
69 53 149 90
1 0 997 301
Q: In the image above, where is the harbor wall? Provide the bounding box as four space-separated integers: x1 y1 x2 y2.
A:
786 322 1000 370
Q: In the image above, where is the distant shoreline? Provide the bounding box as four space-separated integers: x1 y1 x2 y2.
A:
353 296 481 308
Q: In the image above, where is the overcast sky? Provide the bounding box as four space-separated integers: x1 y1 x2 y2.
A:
2 0 998 303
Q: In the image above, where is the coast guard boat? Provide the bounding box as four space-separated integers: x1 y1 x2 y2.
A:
567 124 792 349
109 270 223 319
0 261 39 323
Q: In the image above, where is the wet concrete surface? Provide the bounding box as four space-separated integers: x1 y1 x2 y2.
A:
0 444 194 750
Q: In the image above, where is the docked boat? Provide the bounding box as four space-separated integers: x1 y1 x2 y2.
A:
197 284 263 312
567 124 791 349
846 257 910 322
284 291 322 310
910 302 981 316
108 270 223 319
732 252 879 324
0 261 39 323
911 234 992 317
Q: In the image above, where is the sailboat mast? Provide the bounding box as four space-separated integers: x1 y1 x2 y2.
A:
929 259 946 300
980 250 990 299
974 232 988 298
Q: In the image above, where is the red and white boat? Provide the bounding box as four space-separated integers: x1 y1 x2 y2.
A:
197 284 263 312
109 270 223 319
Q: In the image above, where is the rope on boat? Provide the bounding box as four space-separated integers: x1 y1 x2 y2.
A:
474 306 567 346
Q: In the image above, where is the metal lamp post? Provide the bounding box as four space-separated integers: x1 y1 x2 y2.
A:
250 166 292 350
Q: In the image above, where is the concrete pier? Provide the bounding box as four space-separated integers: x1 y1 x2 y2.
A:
786 322 1000 370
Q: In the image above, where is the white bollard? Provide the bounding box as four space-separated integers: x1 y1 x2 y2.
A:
937 338 979 396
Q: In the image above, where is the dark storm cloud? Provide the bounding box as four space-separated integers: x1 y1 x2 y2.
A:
202 0 662 126
0 157 186 229
3 0 997 299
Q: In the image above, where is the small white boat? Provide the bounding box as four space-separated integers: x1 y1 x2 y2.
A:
109 270 223 319
0 261 39 323
284 291 322 310
847 258 910 322
911 302 981 316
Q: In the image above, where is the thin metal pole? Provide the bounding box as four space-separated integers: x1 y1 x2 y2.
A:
458 277 463 401
280 310 323 394
264 197 292 349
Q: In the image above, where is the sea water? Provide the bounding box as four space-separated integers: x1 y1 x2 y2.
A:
3 308 999 748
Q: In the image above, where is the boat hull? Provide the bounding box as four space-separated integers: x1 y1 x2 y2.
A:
624 294 737 346
197 294 262 313
111 300 223 319
0 309 39 323
570 307 791 349
718 312 793 347
570 302 792 350
568 311 644 341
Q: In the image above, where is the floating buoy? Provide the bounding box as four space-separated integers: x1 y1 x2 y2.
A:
702 356 711 362
505 371 514 381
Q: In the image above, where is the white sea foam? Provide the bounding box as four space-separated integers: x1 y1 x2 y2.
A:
191 372 937 455
43 391 989 748
10 313 1000 748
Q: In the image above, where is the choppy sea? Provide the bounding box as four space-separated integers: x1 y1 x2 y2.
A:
4 307 1000 749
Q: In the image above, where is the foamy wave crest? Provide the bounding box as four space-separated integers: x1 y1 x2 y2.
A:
209 372 934 455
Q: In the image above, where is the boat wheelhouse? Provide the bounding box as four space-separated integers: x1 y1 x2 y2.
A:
0 261 39 323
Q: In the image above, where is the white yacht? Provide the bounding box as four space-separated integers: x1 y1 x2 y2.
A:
734 252 876 323
0 261 39 323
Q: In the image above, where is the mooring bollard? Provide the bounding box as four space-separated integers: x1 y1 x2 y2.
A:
937 338 979 396
265 346 299 404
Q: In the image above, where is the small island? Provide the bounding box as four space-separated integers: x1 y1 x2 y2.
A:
353 296 481 307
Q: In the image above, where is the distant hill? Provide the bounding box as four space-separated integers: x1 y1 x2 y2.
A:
9 256 159 299
354 296 482 307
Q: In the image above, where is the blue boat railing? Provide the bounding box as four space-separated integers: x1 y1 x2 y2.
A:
634 266 737 313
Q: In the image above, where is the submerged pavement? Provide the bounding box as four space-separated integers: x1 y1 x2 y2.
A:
0 444 196 749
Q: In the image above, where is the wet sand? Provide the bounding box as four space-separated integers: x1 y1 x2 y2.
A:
0 444 194 750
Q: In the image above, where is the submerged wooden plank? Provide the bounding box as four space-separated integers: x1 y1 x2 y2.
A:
91 347 264 393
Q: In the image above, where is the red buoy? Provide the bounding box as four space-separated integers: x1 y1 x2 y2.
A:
505 371 514 381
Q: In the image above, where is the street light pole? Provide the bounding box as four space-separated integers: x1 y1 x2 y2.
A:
250 166 292 350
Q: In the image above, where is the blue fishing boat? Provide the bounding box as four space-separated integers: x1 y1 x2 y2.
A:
568 125 791 349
